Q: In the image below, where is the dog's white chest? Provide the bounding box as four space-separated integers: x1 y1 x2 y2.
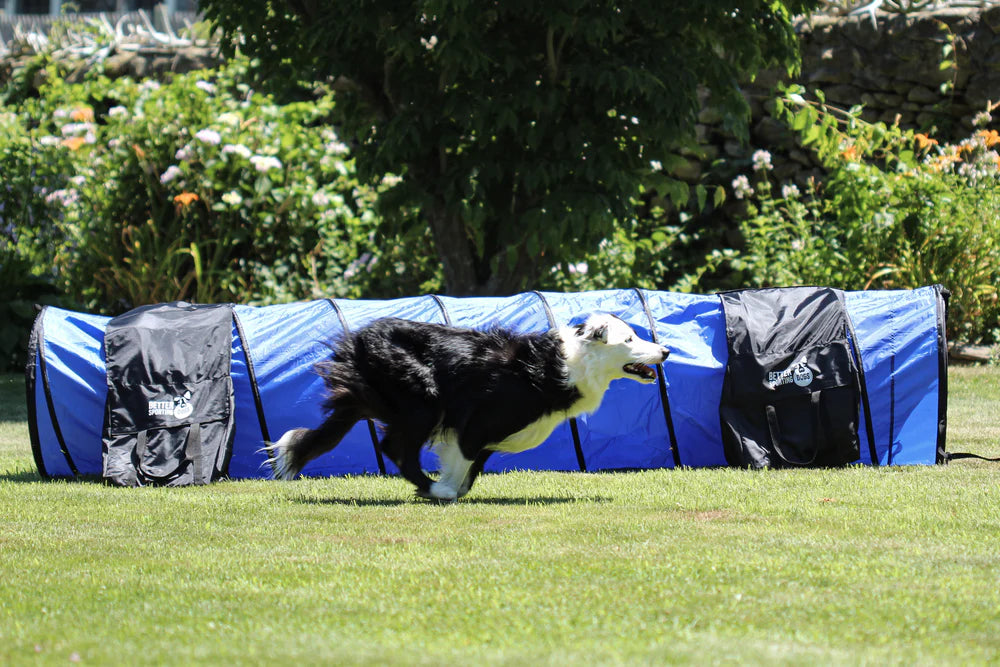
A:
490 411 568 453
489 392 601 454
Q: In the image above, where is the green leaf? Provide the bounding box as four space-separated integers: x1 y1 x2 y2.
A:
803 124 821 146
791 108 811 132
713 185 726 208
660 178 689 209
695 184 707 212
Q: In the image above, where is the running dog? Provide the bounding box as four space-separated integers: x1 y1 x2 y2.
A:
264 313 669 500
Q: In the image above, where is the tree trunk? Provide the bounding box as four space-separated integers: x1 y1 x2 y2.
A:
425 204 483 296
425 204 535 296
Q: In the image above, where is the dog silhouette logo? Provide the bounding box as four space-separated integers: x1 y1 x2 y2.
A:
173 391 193 419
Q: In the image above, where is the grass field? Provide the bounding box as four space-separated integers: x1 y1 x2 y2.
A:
1 369 998 665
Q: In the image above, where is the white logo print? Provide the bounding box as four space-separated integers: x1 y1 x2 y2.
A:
767 361 813 389
792 364 814 388
149 391 193 419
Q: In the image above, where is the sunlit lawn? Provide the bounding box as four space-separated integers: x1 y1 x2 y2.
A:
0 368 997 665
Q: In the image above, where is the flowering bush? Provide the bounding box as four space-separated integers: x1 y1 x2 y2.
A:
730 87 1000 345
1 55 439 317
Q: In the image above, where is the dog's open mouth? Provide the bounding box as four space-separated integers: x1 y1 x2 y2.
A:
623 363 657 381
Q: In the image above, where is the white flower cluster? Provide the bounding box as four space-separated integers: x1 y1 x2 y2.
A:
249 155 283 173
752 149 772 172
731 175 754 200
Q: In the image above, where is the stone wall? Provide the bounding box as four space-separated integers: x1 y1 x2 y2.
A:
0 45 222 87
699 6 1000 183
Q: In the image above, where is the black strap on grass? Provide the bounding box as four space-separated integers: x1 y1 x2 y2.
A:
532 291 587 472
946 452 1000 462
634 288 682 468
326 299 386 475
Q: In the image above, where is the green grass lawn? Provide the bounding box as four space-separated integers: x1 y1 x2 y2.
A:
1 369 998 665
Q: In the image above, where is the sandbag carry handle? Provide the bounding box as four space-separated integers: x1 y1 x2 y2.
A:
133 423 206 484
766 392 824 467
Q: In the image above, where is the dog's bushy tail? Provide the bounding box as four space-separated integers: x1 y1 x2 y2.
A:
258 332 375 479
259 429 309 480
260 407 363 480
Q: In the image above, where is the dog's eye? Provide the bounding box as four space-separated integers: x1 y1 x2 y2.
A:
625 336 633 343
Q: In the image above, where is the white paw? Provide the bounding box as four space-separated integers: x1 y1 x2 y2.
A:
427 481 458 501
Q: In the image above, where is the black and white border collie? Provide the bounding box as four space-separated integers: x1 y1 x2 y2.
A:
265 313 668 500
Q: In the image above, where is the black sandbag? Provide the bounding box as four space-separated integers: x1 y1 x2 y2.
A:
102 302 234 486
719 287 868 469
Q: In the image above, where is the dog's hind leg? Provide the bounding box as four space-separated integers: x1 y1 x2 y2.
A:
265 409 360 480
456 450 493 499
378 419 451 500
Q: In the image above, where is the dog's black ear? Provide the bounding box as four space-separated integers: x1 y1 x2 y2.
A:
589 323 608 343
575 317 608 342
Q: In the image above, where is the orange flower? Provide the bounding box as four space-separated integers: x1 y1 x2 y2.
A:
841 144 859 161
70 106 94 122
173 192 200 207
914 133 939 151
61 136 86 151
977 129 1000 148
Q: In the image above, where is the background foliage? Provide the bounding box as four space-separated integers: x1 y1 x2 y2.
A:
3 7 1000 372
728 86 1000 344
201 0 819 295
0 54 439 308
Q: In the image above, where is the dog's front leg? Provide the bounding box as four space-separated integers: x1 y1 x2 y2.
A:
432 440 474 500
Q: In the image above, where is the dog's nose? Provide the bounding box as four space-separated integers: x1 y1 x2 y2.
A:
659 347 670 362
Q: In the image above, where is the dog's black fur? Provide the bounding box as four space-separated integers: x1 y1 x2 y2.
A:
281 318 582 495
268 314 668 500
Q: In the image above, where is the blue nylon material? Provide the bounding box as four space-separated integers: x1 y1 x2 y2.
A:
234 300 369 477
39 309 108 475
227 321 267 479
641 290 730 468
33 349 72 478
844 288 939 465
30 287 943 478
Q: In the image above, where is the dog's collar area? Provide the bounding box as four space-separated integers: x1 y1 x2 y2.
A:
623 363 656 380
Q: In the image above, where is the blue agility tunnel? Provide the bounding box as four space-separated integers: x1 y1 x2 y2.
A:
25 286 949 482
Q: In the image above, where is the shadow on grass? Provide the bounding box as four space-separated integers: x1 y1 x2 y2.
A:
298 495 613 507
0 471 105 484
0 470 45 483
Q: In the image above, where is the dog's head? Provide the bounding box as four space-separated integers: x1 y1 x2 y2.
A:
572 313 669 384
